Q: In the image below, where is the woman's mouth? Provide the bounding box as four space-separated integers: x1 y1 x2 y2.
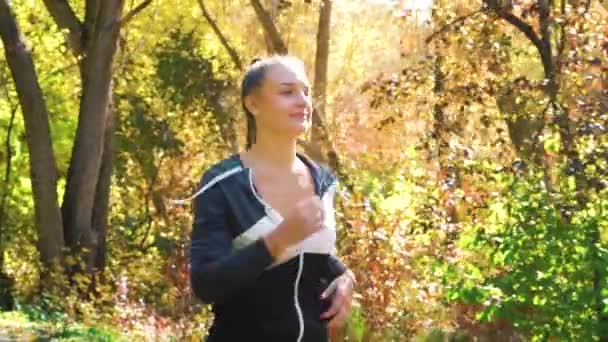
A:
289 112 307 120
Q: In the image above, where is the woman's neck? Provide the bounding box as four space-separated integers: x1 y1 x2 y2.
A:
246 134 298 171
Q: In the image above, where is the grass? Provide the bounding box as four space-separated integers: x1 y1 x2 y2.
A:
0 310 126 342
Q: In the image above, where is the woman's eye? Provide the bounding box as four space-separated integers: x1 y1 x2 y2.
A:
281 90 293 95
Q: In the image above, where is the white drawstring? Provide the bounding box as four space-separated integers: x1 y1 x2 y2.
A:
167 166 243 206
293 181 338 342
247 168 306 340
294 250 305 342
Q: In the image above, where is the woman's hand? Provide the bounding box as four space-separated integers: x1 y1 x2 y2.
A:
264 196 325 259
320 270 356 331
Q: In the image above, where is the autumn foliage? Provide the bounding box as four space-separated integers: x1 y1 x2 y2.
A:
0 0 607 341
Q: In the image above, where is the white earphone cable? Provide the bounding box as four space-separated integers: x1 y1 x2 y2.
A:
294 250 305 342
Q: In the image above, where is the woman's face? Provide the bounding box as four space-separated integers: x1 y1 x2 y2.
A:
246 62 313 139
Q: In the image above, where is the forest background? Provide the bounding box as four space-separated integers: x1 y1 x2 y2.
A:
1 0 608 340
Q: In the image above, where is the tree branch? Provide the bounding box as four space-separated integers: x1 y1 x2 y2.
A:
535 0 557 101
494 8 544 53
555 0 567 73
42 0 82 33
425 8 484 44
250 0 288 54
484 1 554 87
538 0 552 55
197 0 243 70
138 156 164 250
483 1 542 50
42 0 83 54
120 0 152 26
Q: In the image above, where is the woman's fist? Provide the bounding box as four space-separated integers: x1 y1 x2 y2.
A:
264 196 325 258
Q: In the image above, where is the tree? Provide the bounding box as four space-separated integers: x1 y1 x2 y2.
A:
0 0 65 270
420 0 608 338
0 0 152 288
359 0 607 338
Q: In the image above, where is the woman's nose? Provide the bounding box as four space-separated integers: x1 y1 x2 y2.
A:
295 91 311 107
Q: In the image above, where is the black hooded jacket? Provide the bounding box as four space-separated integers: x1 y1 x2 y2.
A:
189 153 347 342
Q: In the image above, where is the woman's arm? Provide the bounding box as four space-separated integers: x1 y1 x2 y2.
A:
328 255 347 279
190 171 274 304
326 255 356 289
321 254 356 326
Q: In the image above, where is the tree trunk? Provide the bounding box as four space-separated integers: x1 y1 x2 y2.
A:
0 270 13 310
250 0 288 54
83 0 100 58
91 101 116 273
0 0 65 266
197 0 243 71
0 103 17 310
313 0 331 117
309 0 332 164
62 1 124 272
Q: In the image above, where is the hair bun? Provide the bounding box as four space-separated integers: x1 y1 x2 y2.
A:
249 57 262 65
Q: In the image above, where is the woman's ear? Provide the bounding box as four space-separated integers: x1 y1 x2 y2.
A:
244 95 259 116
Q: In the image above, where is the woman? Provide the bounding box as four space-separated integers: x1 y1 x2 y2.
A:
189 55 356 342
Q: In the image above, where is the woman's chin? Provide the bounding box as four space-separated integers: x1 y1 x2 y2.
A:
285 123 309 136
270 122 309 141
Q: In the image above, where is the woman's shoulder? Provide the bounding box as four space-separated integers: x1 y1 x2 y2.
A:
297 152 338 188
198 153 244 186
171 154 243 205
